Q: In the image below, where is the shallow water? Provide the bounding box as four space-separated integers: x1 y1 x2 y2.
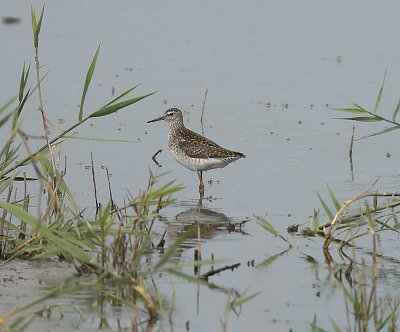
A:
2 0 400 330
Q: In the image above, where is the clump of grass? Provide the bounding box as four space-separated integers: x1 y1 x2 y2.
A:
0 6 188 330
324 190 400 250
299 185 400 250
308 190 399 330
257 186 400 331
311 210 400 332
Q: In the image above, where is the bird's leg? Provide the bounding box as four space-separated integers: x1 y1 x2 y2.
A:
197 171 204 199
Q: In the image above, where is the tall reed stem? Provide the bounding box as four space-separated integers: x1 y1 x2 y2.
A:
32 7 57 186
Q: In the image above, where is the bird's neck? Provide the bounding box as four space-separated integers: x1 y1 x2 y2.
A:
169 118 184 133
168 118 186 146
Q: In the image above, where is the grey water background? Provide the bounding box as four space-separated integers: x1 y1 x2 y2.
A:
2 0 400 331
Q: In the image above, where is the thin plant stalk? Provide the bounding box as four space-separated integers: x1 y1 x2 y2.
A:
31 6 57 182
200 88 208 135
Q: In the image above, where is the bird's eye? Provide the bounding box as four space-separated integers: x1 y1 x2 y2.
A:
168 112 173 116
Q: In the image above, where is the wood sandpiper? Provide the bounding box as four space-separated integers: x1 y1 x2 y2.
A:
147 108 245 198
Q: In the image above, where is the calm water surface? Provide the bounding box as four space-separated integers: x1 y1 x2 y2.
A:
2 0 400 330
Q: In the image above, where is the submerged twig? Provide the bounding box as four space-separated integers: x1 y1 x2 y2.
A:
151 149 162 167
12 176 37 181
200 262 241 280
156 228 167 248
106 168 115 210
90 153 99 216
349 125 355 159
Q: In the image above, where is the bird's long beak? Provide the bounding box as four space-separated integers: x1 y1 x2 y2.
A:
147 115 164 123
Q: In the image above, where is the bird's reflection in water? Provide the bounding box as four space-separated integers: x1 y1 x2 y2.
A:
164 203 248 268
168 206 243 239
158 202 249 319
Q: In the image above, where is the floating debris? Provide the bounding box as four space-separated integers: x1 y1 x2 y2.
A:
287 224 299 233
2 16 21 25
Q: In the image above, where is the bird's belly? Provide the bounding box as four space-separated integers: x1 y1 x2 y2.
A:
170 150 227 172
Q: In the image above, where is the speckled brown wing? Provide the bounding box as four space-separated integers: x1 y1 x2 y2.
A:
177 129 244 159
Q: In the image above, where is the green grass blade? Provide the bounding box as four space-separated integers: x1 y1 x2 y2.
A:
392 97 400 122
36 6 45 39
31 6 45 48
79 45 100 121
147 181 183 199
234 289 260 306
13 89 31 129
12 63 31 128
335 116 382 122
327 185 341 212
0 217 30 237
12 70 47 129
30 6 36 33
0 144 20 171
0 112 13 129
19 88 31 111
0 96 17 115
256 216 291 244
103 85 139 107
88 91 156 118
317 192 334 220
334 108 368 114
255 215 279 236
18 63 30 102
356 125 400 140
373 70 386 113
256 252 282 269
351 102 369 112
63 135 133 143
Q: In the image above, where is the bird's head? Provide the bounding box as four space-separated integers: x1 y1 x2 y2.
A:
147 108 183 123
